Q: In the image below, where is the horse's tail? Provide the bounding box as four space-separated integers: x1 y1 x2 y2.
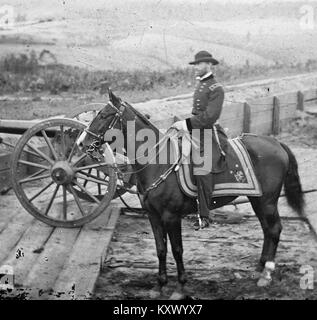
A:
280 142 305 216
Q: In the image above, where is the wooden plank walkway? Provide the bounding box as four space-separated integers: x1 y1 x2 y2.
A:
0 193 121 300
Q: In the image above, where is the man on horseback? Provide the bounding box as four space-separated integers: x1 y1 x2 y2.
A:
171 50 225 230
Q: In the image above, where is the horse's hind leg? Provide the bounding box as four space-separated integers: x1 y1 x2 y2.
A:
162 210 187 300
148 211 168 298
249 197 283 287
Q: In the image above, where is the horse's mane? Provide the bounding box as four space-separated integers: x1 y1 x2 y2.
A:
124 101 159 132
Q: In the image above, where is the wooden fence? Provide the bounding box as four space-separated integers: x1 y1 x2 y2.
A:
151 88 317 137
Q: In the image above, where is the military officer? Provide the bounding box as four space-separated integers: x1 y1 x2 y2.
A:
171 50 225 230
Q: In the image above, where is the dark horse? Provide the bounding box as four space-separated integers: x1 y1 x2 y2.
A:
77 90 304 299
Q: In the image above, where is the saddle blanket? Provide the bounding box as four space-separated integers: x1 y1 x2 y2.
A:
174 137 262 198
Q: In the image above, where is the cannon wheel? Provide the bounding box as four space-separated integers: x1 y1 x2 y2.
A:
11 118 117 228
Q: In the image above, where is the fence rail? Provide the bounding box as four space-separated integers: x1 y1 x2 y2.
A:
151 88 317 136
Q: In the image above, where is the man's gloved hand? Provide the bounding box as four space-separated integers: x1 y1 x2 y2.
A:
170 120 188 132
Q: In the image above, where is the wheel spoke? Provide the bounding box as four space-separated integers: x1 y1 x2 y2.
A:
26 143 54 165
68 185 86 217
44 184 60 216
68 130 83 162
73 180 101 204
2 139 43 159
41 130 59 161
76 172 108 186
75 162 112 171
23 147 48 160
19 173 51 184
18 159 50 170
27 168 48 179
0 140 15 149
97 170 102 195
78 169 107 182
60 125 66 159
72 153 87 167
29 181 54 202
83 169 92 188
63 185 67 220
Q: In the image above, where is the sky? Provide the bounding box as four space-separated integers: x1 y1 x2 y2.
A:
1 0 317 5
1 0 316 21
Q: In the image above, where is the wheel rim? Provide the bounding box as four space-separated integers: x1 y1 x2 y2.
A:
11 118 117 228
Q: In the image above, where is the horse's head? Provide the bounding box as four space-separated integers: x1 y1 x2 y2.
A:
77 88 159 163
77 89 125 157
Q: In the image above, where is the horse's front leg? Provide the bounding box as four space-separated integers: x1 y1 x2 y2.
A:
163 210 187 300
148 211 168 298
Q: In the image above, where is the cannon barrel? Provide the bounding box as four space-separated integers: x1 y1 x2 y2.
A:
0 119 69 137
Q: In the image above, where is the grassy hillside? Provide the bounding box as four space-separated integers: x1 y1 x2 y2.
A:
1 0 317 97
0 0 316 71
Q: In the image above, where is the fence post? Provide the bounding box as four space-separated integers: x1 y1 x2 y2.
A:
297 91 304 111
243 102 251 133
272 96 280 135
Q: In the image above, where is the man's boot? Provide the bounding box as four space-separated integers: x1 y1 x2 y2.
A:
194 174 213 230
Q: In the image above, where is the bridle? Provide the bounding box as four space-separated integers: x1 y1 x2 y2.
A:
84 99 180 199
84 100 125 160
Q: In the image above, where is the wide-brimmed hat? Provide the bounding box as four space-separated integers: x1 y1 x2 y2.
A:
189 51 219 65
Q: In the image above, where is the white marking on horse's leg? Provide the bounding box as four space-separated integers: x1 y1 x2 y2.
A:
169 291 186 300
148 288 162 299
149 285 169 299
77 131 87 148
265 261 275 271
257 261 275 287
169 282 186 300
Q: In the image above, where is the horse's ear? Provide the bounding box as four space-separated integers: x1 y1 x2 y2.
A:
108 89 121 107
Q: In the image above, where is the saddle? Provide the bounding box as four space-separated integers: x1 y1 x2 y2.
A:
167 130 262 199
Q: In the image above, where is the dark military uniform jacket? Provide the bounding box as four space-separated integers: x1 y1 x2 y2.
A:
185 73 224 131
185 73 227 174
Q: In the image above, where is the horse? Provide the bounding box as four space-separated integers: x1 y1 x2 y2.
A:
77 90 304 299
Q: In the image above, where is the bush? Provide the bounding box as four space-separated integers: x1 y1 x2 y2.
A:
0 51 38 74
1 51 317 94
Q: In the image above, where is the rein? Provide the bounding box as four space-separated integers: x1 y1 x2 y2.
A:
84 101 124 161
85 100 181 199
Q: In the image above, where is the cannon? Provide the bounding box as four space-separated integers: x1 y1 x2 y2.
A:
0 104 131 228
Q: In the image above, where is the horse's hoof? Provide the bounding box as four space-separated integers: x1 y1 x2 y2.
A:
169 291 186 300
257 277 272 287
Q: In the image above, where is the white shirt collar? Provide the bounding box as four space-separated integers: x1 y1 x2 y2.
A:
196 71 213 81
